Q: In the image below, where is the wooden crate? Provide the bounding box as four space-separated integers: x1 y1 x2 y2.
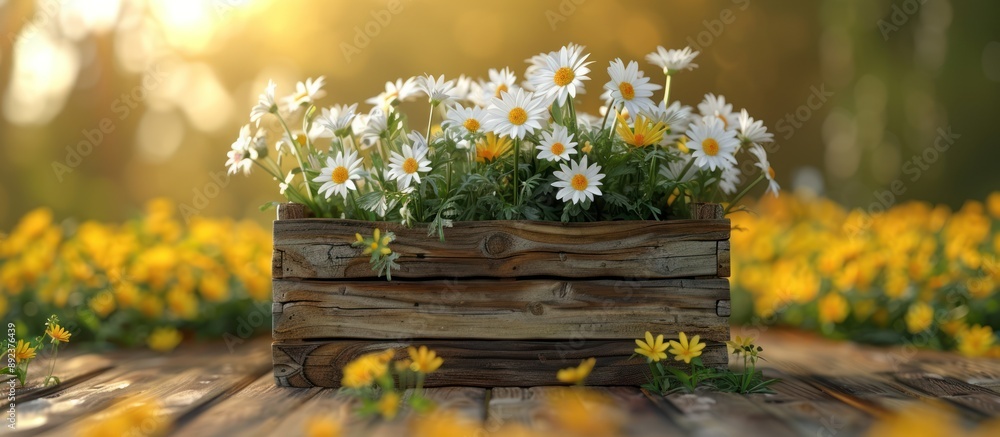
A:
271 203 731 388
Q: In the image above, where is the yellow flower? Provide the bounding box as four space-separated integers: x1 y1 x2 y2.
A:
475 133 513 163
412 411 481 437
957 324 996 357
77 396 167 437
407 345 443 374
359 229 393 256
377 391 401 419
818 293 849 325
668 332 706 364
341 349 394 388
634 331 668 362
726 335 754 355
305 416 342 437
88 291 116 318
864 402 959 437
46 323 71 343
616 113 667 147
967 277 995 300
556 357 596 385
987 192 1000 219
581 141 593 154
147 327 182 352
905 302 934 334
14 339 36 363
546 388 624 437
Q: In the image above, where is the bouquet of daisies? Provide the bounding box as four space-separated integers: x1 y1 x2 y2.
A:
227 44 778 234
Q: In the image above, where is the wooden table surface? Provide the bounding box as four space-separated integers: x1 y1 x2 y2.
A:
6 329 1000 436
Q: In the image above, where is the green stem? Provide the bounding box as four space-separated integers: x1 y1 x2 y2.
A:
607 104 621 141
724 174 766 215
45 342 59 385
424 103 437 144
512 138 520 208
598 99 614 139
663 74 672 105
567 97 578 135
276 115 315 203
674 156 696 183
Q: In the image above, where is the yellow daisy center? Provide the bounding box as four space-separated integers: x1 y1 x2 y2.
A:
702 138 720 156
571 174 589 191
331 166 349 184
508 107 528 125
768 166 776 180
495 83 509 97
618 82 635 100
463 118 480 132
295 133 308 147
550 142 565 155
553 67 575 87
633 134 646 146
402 157 419 174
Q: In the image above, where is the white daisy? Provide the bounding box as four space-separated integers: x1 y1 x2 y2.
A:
406 130 429 156
443 104 487 136
250 79 277 125
749 143 780 196
451 75 474 102
387 143 432 190
603 59 661 119
318 103 359 137
358 107 390 149
718 166 741 195
416 74 457 106
697 93 737 130
528 44 592 105
226 125 254 176
685 117 739 171
645 46 700 74
366 77 419 110
737 109 774 146
282 76 326 112
482 89 547 140
536 124 578 162
483 68 519 101
659 153 696 183
277 126 326 154
313 150 365 200
552 155 605 204
641 100 693 144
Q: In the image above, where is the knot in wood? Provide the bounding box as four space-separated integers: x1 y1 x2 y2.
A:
527 302 544 316
484 233 513 256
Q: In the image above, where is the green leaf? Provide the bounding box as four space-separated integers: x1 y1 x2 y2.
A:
259 201 280 212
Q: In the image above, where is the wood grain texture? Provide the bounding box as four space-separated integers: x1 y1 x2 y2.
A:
718 240 731 277
273 339 728 388
272 219 730 280
273 278 730 342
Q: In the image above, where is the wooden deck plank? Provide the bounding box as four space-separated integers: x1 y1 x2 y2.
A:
20 339 270 436
170 375 321 437
14 353 114 404
258 388 368 437
597 386 688 436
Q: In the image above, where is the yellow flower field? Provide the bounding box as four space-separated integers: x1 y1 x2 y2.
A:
732 192 1000 356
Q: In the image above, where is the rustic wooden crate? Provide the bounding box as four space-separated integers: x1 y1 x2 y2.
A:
272 203 731 388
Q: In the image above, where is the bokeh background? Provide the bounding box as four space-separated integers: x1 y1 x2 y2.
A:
0 0 998 228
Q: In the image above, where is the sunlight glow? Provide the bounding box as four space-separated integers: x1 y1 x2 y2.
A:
2 30 80 125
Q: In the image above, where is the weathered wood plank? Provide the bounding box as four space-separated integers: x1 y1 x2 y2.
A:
597 386 688 436
485 386 634 435
273 218 729 279
255 388 366 437
170 374 321 437
12 353 113 404
746 369 876 437
363 387 489 437
661 391 801 437
273 340 728 388
717 240 730 277
273 278 730 341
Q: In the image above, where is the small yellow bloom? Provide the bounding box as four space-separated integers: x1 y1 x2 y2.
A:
341 349 394 388
147 327 183 353
546 388 624 437
412 411 481 437
905 302 934 334
88 291 116 318
616 113 667 147
46 323 71 343
581 141 593 154
634 331 668 362
557 357 596 385
818 293 850 325
377 391 401 419
475 133 513 163
986 192 1000 219
726 335 754 355
305 416 342 437
864 402 959 437
407 345 444 374
668 332 706 364
358 229 393 256
14 339 36 363
957 324 996 357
